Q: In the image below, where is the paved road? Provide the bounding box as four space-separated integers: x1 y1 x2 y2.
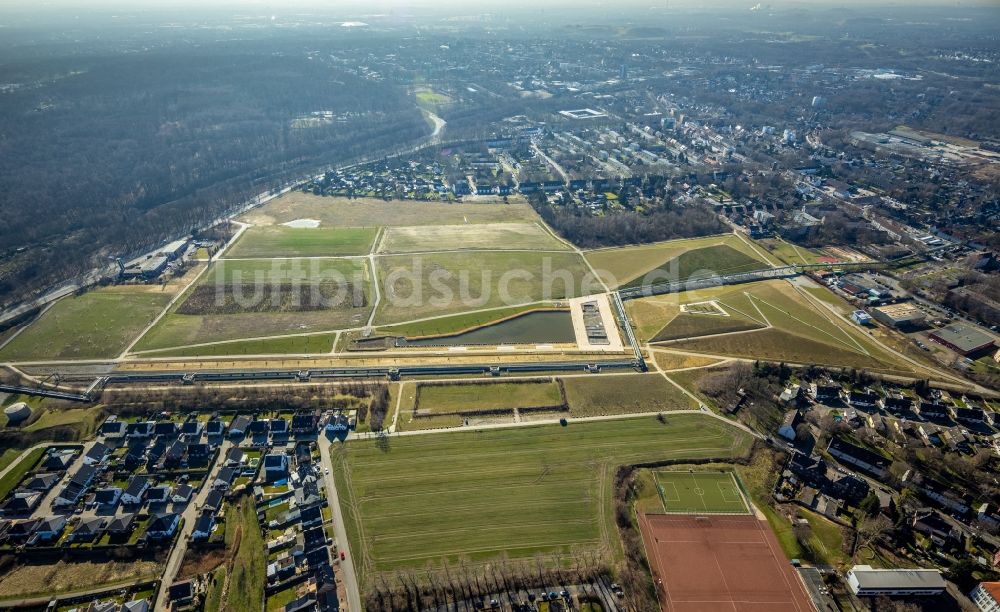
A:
318 437 362 612
154 439 232 612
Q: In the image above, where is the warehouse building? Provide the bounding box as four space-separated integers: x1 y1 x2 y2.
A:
871 303 926 329
846 565 945 597
929 324 996 357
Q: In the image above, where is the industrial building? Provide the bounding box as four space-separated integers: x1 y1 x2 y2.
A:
845 565 946 597
871 303 926 329
929 324 996 357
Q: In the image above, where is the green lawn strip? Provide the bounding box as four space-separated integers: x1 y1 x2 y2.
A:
415 381 563 415
0 447 46 501
226 226 379 258
227 498 266 611
562 374 697 417
331 413 752 586
203 567 226 612
0 289 172 361
265 585 299 611
795 507 850 567
134 333 336 358
0 450 20 474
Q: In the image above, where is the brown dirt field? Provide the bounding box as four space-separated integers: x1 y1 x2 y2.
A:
178 547 227 580
638 513 814 612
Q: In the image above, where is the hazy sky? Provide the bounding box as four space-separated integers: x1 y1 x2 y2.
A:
2 0 997 9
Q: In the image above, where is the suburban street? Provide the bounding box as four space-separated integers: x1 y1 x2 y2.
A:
318 437 362 612
153 439 232 612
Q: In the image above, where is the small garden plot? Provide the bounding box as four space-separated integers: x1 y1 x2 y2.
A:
654 471 750 514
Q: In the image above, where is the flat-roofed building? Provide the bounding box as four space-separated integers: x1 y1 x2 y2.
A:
871 303 926 329
846 565 945 597
929 324 996 357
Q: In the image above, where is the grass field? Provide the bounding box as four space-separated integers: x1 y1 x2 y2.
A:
200 257 368 284
0 447 45 501
241 192 539 228
620 244 767 289
414 380 564 415
226 226 378 258
641 280 910 372
415 89 453 106
585 234 768 289
756 238 825 266
222 497 265 611
562 374 697 416
24 407 105 438
379 222 569 253
331 413 752 584
654 471 749 514
375 251 593 324
135 333 337 357
0 559 162 600
0 288 171 361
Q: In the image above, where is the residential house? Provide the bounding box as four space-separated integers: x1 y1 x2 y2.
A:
69 517 105 543
263 453 289 482
827 438 889 478
93 487 122 509
145 513 180 540
191 511 215 541
106 513 137 537
29 516 67 545
23 472 60 492
172 484 194 504
778 410 802 441
1 490 42 516
154 421 179 438
879 396 913 413
126 421 155 439
229 415 251 437
42 449 77 471
811 384 842 404
122 476 150 505
213 467 236 490
916 402 950 420
181 420 203 437
82 442 110 466
146 485 172 505
53 464 97 509
100 420 126 439
911 510 960 546
903 472 972 515
846 391 879 410
206 419 226 437
203 489 224 513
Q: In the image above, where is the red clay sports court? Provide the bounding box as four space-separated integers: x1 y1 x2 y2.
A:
638 513 815 612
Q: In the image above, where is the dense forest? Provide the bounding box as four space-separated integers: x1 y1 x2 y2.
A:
530 193 726 248
0 41 427 306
